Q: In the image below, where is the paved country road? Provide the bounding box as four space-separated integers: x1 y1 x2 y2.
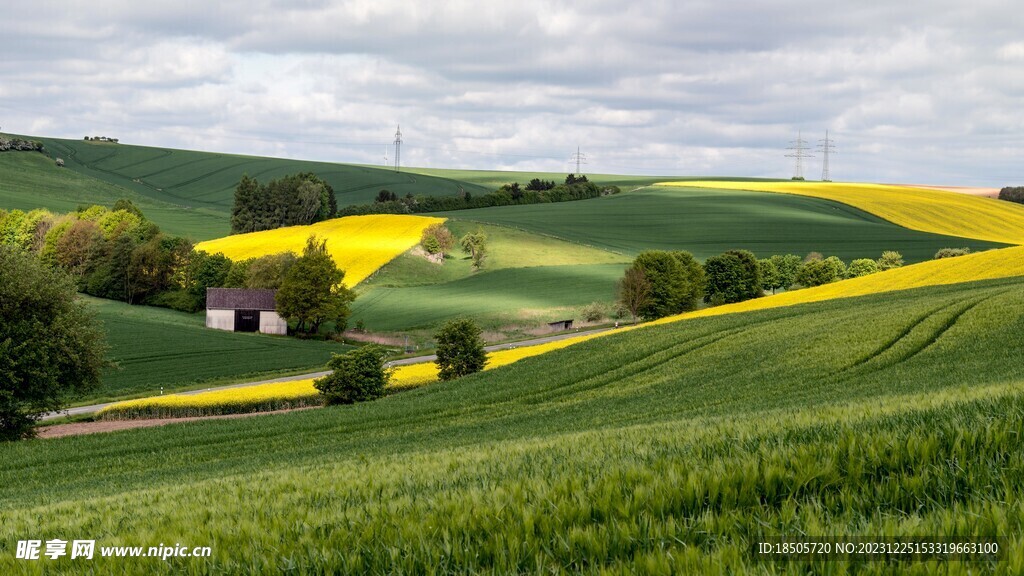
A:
42 327 615 421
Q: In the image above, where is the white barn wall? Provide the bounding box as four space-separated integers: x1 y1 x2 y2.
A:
206 309 235 331
259 311 288 335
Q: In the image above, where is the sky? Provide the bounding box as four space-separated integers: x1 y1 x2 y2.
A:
0 1 1021 185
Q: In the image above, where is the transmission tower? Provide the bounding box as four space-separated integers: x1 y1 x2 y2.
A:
569 146 587 176
393 125 402 172
818 130 836 182
785 130 813 180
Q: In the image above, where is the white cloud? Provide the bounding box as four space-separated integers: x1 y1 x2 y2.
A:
0 1 1021 185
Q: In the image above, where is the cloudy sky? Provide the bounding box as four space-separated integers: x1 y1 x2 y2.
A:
1 1 1021 185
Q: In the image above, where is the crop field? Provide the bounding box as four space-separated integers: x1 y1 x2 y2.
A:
195 214 445 286
0 151 226 240
31 136 492 240
438 185 1004 262
353 263 626 331
667 180 1024 245
99 332 604 418
403 166 676 191
87 296 347 403
5 277 1024 573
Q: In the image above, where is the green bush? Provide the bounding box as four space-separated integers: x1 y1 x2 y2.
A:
435 318 488 381
934 247 972 259
580 302 608 323
846 258 880 278
314 345 392 405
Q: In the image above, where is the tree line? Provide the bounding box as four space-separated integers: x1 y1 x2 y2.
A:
337 174 619 218
231 173 338 234
0 202 355 337
617 248 920 322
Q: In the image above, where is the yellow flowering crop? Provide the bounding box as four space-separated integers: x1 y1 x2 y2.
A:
658 181 1024 245
195 214 446 286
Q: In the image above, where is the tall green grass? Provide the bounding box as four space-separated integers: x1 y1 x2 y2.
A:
2 277 1024 573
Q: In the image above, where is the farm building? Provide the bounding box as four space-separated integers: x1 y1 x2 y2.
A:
206 288 287 335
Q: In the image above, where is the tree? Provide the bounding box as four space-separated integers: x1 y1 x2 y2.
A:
245 252 297 289
276 236 355 335
314 345 392 405
628 250 704 319
1 246 107 440
184 250 233 308
758 258 781 294
434 318 488 381
420 223 456 256
460 229 488 269
769 254 802 291
823 256 847 279
703 249 762 304
846 258 880 278
795 259 839 287
998 186 1024 204
617 266 652 323
877 250 904 271
376 189 398 203
112 199 145 219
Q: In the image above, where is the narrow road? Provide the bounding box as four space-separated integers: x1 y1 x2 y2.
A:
42 327 614 421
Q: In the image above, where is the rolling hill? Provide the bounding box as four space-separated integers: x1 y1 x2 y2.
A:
5 276 1024 573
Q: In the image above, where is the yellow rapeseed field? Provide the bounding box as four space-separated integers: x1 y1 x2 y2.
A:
659 181 1024 245
195 214 446 286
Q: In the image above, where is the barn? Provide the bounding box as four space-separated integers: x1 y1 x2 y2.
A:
206 288 288 335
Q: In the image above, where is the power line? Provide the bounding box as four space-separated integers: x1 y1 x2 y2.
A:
570 146 587 175
818 130 836 182
785 130 814 179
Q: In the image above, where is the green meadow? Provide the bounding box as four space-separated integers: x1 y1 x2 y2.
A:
4 276 1024 574
85 297 348 403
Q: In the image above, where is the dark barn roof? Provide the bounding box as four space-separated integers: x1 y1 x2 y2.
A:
206 288 278 311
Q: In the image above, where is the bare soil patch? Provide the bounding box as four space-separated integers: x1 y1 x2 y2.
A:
895 184 1000 198
37 407 317 439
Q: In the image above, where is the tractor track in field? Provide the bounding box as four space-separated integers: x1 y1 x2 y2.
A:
837 291 1001 377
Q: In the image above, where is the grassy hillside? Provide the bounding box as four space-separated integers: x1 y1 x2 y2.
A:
4 276 1024 573
354 263 625 332
352 220 629 333
0 151 225 240
29 136 491 239
87 296 348 403
438 185 1005 262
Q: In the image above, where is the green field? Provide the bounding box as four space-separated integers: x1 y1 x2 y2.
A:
354 263 626 332
439 185 1005 263
403 166 674 191
353 220 628 334
86 296 348 403
31 136 493 240
5 276 1024 573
